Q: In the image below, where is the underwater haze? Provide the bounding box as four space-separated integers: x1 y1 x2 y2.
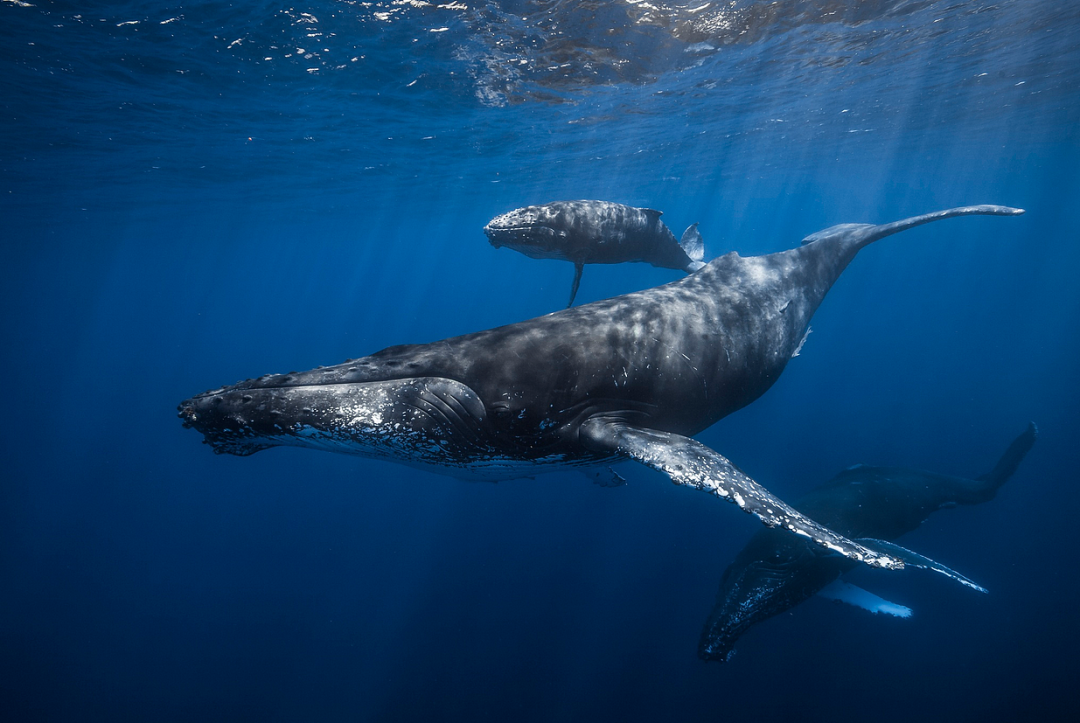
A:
2 1 1079 721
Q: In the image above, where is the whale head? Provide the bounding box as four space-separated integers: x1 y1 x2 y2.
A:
698 528 835 661
483 204 573 260
178 375 492 466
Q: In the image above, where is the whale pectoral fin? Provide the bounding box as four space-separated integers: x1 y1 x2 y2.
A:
578 419 902 569
856 538 988 593
567 262 584 307
817 579 912 618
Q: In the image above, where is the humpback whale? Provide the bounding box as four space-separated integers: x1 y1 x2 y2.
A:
484 200 705 306
699 423 1038 662
178 205 1023 571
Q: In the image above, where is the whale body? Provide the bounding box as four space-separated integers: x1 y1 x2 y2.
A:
699 423 1038 662
484 200 705 306
179 205 1024 573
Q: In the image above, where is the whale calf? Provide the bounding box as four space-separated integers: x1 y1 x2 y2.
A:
483 200 705 306
178 205 1023 572
699 423 1038 662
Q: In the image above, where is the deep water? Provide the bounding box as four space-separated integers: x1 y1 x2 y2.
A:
2 2 1079 722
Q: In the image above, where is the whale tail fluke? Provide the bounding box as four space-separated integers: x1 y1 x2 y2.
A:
974 422 1039 497
801 205 1025 250
680 223 706 272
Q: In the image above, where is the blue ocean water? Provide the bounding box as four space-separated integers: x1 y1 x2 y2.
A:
2 1 1079 721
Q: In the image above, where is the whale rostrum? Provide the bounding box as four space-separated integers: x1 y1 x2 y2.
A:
178 204 1024 573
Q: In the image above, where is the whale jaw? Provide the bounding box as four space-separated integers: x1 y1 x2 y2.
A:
484 216 569 259
179 376 491 462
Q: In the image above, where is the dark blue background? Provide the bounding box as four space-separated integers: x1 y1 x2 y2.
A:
3 2 1078 721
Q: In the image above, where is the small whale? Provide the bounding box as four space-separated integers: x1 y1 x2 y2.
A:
698 422 1038 662
178 204 1024 578
483 200 705 306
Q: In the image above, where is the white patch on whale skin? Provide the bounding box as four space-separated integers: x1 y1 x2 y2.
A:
740 257 781 287
791 326 812 358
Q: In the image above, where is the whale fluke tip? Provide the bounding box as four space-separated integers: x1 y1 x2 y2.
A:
989 205 1025 215
985 205 1025 215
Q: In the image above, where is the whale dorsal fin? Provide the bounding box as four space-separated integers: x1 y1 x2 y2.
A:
817 580 912 618
641 208 663 218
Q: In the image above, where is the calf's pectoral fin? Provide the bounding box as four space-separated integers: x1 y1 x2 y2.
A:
578 418 903 570
567 262 584 307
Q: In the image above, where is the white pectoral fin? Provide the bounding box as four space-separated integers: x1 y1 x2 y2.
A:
578 419 903 570
857 538 988 593
818 580 913 618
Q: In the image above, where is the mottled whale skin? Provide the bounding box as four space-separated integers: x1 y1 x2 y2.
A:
699 423 1038 662
178 205 1023 571
484 200 705 306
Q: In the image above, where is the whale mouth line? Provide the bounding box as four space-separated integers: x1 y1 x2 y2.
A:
180 377 429 408
484 225 565 238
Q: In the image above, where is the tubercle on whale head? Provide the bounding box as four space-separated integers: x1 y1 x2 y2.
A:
175 364 373 454
176 384 285 456
485 206 543 230
178 375 495 463
483 207 544 237
483 206 571 256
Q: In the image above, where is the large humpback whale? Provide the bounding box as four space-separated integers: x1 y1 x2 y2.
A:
699 423 1038 662
178 205 1023 571
484 200 705 306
